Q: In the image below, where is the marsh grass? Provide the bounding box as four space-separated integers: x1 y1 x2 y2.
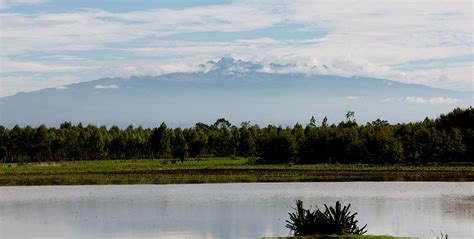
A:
0 158 472 185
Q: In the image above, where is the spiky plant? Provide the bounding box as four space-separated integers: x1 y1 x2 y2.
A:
285 200 321 236
285 200 367 236
319 201 367 235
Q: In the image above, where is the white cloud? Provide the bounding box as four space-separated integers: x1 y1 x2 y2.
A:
0 0 472 95
0 60 98 73
94 84 118 89
97 60 199 77
0 75 80 97
0 0 47 9
236 38 279 44
157 63 198 74
0 3 280 56
41 55 87 61
380 98 394 103
109 4 280 33
277 0 472 88
122 39 279 58
345 96 359 100
402 96 462 104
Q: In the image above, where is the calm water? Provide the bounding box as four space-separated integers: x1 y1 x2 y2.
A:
0 182 472 239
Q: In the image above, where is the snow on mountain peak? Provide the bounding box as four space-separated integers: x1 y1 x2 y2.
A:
197 57 328 75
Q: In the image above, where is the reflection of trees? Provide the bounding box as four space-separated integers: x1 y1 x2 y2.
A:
441 195 474 222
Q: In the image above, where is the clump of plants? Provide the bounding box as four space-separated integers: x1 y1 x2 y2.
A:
286 200 367 236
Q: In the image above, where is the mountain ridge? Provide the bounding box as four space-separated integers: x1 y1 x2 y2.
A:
3 56 471 99
1 57 471 127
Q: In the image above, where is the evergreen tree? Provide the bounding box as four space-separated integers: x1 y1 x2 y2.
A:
149 122 171 159
0 108 471 165
172 128 188 163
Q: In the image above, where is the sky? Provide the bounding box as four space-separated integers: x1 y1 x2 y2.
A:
0 0 472 97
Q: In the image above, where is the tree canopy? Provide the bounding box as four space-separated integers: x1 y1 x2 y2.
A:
0 107 472 164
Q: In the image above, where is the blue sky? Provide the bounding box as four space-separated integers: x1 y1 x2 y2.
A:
0 0 472 97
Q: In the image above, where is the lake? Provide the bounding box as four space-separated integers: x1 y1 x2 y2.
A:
0 182 472 238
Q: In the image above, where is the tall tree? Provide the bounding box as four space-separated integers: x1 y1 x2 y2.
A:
172 128 188 163
149 122 171 159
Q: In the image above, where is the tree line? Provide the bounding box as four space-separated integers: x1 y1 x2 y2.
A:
0 107 472 164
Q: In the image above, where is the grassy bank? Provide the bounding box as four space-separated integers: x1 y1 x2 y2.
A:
0 158 472 185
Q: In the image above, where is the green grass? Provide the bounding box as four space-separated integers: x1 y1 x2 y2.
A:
0 158 472 185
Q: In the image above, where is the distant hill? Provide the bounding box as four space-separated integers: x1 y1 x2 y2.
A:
1 57 471 127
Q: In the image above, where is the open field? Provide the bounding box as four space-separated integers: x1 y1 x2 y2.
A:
0 158 472 186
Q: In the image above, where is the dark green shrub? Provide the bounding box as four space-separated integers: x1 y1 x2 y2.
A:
258 132 296 164
0 146 7 163
285 200 323 236
285 200 367 236
319 201 367 235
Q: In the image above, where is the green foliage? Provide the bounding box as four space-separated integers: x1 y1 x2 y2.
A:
286 200 367 236
0 146 7 162
0 108 472 164
322 117 328 127
171 128 188 162
286 200 324 236
320 201 367 235
187 129 207 158
310 116 317 127
239 126 257 157
149 122 171 158
258 127 297 164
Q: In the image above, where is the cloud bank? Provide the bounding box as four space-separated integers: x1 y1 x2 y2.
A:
0 0 472 96
402 96 461 105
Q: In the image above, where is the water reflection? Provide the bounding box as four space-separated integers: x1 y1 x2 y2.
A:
0 182 472 239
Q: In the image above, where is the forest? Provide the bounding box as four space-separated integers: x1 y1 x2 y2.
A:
0 107 472 164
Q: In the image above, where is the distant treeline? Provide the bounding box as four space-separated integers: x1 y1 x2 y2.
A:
0 107 472 164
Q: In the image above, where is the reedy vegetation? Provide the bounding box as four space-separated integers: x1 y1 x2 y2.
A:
0 107 472 164
1 159 471 185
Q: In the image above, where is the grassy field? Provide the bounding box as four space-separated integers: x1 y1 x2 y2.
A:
0 157 472 185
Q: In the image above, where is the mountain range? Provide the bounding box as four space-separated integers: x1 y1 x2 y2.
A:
1 57 472 127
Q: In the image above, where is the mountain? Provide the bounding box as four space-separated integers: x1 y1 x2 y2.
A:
0 57 472 127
